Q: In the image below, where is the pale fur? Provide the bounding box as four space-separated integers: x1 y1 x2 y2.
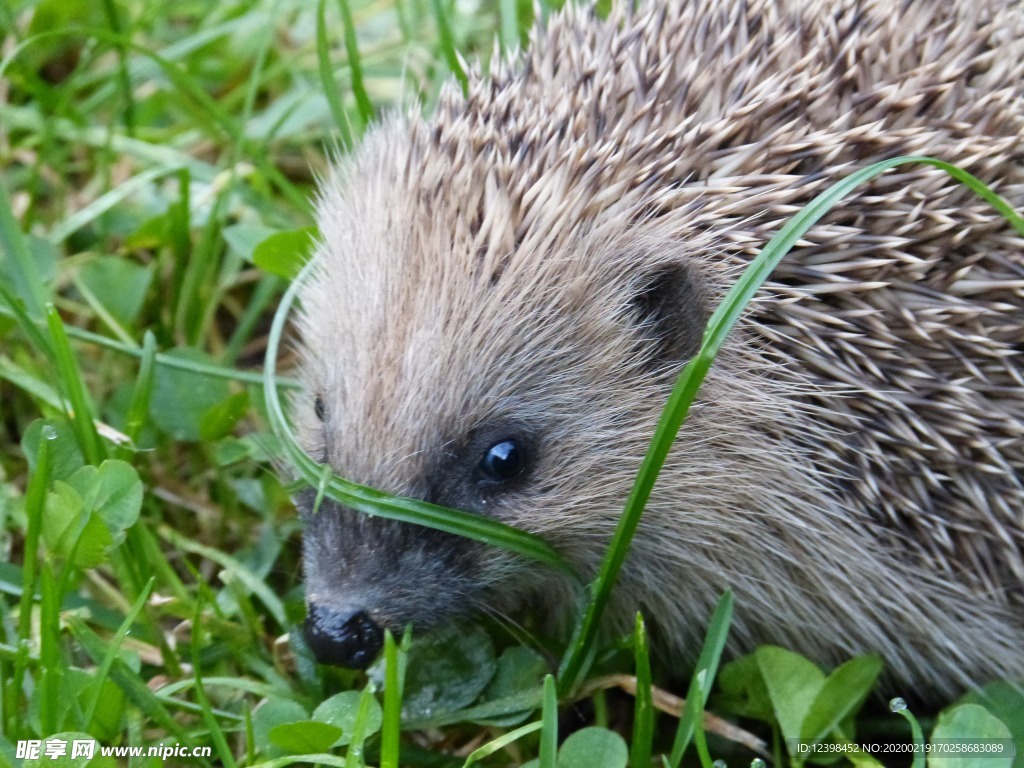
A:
296 0 1024 699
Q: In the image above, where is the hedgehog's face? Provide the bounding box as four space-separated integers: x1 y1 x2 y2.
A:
294 128 711 668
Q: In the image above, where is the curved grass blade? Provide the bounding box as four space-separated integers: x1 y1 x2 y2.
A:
890 699 926 768
463 720 543 767
556 155 1024 693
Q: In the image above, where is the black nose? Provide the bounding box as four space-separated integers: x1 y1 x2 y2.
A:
304 605 384 668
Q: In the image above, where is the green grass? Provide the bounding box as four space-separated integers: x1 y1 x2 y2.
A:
1 1 1022 767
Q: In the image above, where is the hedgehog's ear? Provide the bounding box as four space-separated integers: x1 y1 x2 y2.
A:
629 262 708 367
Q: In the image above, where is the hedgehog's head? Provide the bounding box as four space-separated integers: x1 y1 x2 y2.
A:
292 116 715 668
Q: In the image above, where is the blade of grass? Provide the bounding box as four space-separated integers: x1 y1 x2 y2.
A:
192 597 239 768
116 330 158 459
82 577 155 728
46 304 106 465
631 613 654 768
690 670 714 768
337 0 374 125
539 674 558 768
380 629 404 768
0 355 61 410
176 193 226 346
48 165 180 245
69 269 138 347
556 155 1024 694
0 180 47 316
161 525 287 628
890 699 926 768
37 563 60 735
99 0 135 136
0 103 219 183
317 0 354 147
0 282 54 361
667 591 733 768
250 756 348 768
430 0 468 95
1 28 309 212
223 274 282 365
0 300 299 388
463 721 543 767
10 417 52 737
345 683 378 768
68 616 203 753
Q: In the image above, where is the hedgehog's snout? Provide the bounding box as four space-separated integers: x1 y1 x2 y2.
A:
304 603 384 668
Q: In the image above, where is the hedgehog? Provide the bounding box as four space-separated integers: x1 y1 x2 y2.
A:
292 0 1024 699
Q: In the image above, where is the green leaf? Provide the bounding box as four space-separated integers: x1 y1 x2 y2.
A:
149 347 231 441
66 460 143 541
755 646 825 747
213 436 254 466
928 704 1013 768
72 671 126 742
477 645 548 725
958 683 1024 766
715 653 773 720
399 623 497 720
558 727 628 768
487 646 548 697
268 720 344 754
199 390 249 441
253 227 316 279
42 481 84 550
251 698 310 757
223 223 278 261
312 691 383 746
76 256 153 327
800 655 882 745
22 418 85 482
43 481 112 567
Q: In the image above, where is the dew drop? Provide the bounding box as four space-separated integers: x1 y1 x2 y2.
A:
43 425 58 440
751 759 766 768
889 697 907 712
713 760 727 768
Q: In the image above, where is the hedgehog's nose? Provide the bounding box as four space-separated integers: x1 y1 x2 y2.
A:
304 604 384 668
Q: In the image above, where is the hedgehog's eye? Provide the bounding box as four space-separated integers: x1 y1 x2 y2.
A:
477 439 526 483
314 395 325 421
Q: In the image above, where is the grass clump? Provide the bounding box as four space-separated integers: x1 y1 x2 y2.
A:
1 1 1022 767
